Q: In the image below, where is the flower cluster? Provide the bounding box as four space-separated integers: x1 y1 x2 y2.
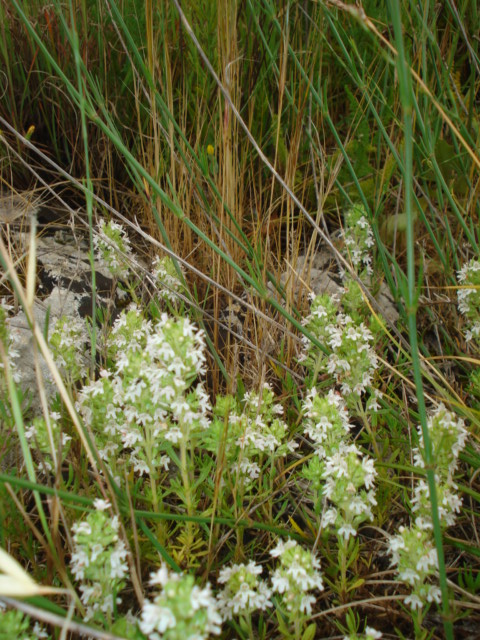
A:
48 314 89 384
217 561 272 620
321 444 377 540
94 219 134 280
302 388 352 458
457 257 480 342
411 404 467 530
325 314 377 397
140 565 221 640
216 540 324 635
414 405 467 478
0 299 22 384
301 294 378 400
25 412 71 472
70 499 129 621
302 388 377 539
341 203 375 277
269 539 324 616
152 255 186 305
388 404 467 609
77 305 209 478
205 383 297 484
387 525 441 610
300 293 339 351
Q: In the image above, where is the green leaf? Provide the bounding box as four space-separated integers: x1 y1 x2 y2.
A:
302 622 317 640
275 608 291 637
347 578 365 593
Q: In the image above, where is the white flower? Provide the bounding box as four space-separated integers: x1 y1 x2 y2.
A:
271 572 290 593
109 541 129 578
425 584 442 604
337 523 357 539
150 565 177 587
321 507 338 528
72 521 92 536
140 602 177 635
93 498 111 511
269 539 297 558
269 539 323 616
140 567 221 639
94 219 133 280
32 622 49 638
217 562 272 619
404 593 424 610
299 594 316 614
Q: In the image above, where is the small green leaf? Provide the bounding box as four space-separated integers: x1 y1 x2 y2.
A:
302 622 317 640
347 578 365 592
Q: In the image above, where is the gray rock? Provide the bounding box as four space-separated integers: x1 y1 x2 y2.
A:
4 229 123 406
276 248 399 324
6 287 87 403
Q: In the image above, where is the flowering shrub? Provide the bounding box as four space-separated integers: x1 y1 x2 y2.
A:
2 199 474 640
